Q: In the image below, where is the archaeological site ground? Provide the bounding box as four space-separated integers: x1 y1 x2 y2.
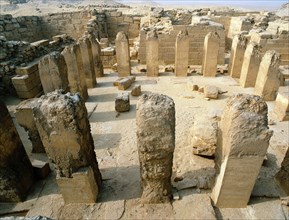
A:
0 0 289 219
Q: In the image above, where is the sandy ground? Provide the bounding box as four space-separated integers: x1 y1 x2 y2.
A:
1 63 289 219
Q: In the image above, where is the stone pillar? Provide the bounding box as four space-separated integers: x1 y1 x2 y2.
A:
0 101 34 202
33 90 102 203
146 30 159 77
136 93 175 203
88 34 104 77
201 32 220 77
211 94 273 208
15 98 45 153
255 50 281 101
78 37 96 88
239 42 262 88
274 92 289 121
228 34 248 78
39 51 69 94
61 44 88 100
115 31 131 77
175 30 189 77
276 147 289 195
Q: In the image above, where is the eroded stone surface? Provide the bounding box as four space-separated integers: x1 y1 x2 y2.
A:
136 93 175 203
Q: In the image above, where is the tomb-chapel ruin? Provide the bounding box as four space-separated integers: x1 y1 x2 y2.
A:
0 0 289 219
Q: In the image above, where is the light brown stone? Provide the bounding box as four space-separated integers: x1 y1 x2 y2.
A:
136 93 175 203
274 92 289 121
255 50 281 101
175 30 189 77
202 32 220 77
88 34 104 77
146 30 159 77
212 94 273 208
115 31 131 77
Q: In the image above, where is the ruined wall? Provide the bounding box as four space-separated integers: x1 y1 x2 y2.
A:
139 24 225 65
0 14 43 42
267 19 289 34
41 11 92 40
250 31 289 65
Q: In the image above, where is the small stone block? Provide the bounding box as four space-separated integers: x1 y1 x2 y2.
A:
131 84 141 96
204 85 219 99
16 62 39 75
113 78 124 86
115 93 130 112
32 159 51 179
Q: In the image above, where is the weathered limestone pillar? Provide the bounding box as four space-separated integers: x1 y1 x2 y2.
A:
0 101 34 202
115 31 131 77
15 98 45 153
33 90 102 203
239 42 262 88
255 50 281 101
39 51 69 94
175 30 189 77
274 92 289 121
146 30 159 77
211 94 273 208
78 37 96 88
228 34 248 78
201 32 220 77
136 93 175 203
62 44 88 100
276 147 289 195
88 34 104 77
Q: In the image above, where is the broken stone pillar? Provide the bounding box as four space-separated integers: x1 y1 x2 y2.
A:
274 92 289 121
239 42 262 88
255 50 281 101
15 98 45 153
136 93 175 203
78 37 96 88
33 90 102 203
0 101 34 202
146 30 159 77
38 51 69 94
61 44 88 100
88 34 104 77
115 92 130 112
175 30 189 77
202 32 220 77
275 147 289 195
229 34 248 78
115 31 131 77
211 94 273 208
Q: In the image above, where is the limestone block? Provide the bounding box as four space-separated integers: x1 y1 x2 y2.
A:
31 159 51 179
88 34 104 77
61 44 88 100
274 92 289 121
118 77 135 90
175 30 189 77
131 84 141 96
113 78 124 86
275 147 289 195
239 42 262 88
0 101 34 202
115 31 131 77
57 166 98 203
31 39 49 47
255 50 281 101
15 98 45 153
211 94 273 208
201 32 220 77
190 115 218 156
229 34 248 78
38 51 69 94
16 62 38 75
136 93 175 203
33 90 102 192
78 37 96 88
204 85 219 99
146 30 159 77
115 92 130 112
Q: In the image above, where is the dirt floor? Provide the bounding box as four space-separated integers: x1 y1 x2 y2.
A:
1 63 289 219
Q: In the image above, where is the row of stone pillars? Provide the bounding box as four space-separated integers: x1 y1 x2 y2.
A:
229 33 282 101
1 90 289 206
38 33 104 101
115 30 221 77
